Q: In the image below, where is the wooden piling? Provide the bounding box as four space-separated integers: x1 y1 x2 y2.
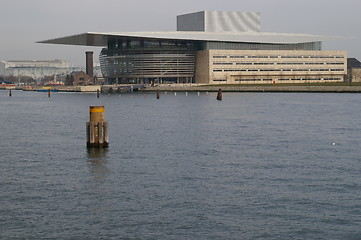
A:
48 89 51 98
9 89 12 97
97 89 100 98
156 89 160 99
86 106 109 148
217 88 222 101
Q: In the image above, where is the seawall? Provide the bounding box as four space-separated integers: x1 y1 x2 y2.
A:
3 84 361 93
140 84 361 93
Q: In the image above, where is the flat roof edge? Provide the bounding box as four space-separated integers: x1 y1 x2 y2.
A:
37 31 344 47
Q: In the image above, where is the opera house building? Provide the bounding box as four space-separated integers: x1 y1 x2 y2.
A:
39 11 347 85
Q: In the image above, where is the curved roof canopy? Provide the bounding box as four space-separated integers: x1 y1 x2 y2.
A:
38 31 341 47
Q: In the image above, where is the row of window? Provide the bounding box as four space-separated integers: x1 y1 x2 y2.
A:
205 41 320 51
226 77 342 82
113 71 194 74
213 62 345 65
235 78 273 81
213 55 345 59
213 69 344 72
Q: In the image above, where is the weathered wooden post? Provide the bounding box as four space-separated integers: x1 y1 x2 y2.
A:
97 89 100 98
217 88 222 101
86 106 109 148
156 89 160 99
48 89 51 98
9 89 12 97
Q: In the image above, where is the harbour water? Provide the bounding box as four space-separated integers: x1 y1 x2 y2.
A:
1 90 361 239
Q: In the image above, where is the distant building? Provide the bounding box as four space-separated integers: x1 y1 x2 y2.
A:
0 60 70 79
66 71 93 86
40 10 347 84
347 58 361 82
0 59 102 83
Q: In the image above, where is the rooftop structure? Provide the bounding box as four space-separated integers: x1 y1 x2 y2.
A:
177 11 261 32
39 11 347 84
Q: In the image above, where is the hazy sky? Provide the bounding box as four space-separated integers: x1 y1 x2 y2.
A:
1 0 360 66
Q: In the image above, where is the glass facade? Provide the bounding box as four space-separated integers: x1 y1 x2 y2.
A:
100 39 199 84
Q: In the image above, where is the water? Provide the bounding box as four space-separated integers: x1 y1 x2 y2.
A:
1 90 361 239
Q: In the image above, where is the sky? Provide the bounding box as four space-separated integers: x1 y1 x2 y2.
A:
0 0 360 67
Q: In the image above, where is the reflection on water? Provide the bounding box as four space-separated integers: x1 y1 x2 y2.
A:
87 148 109 180
87 148 109 160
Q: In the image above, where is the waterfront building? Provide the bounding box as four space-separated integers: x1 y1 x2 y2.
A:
0 60 71 80
65 71 93 86
0 59 103 83
39 11 347 84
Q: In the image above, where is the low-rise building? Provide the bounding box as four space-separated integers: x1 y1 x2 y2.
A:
0 59 102 83
0 60 71 79
66 71 93 86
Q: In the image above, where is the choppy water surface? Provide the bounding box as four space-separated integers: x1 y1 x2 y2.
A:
1 90 361 239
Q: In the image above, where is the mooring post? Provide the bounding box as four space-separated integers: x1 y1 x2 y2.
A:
9 89 12 97
86 106 109 148
217 88 222 101
156 89 160 99
97 89 100 98
48 89 51 98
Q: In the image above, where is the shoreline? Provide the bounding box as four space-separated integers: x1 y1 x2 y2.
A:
140 85 361 93
2 84 361 93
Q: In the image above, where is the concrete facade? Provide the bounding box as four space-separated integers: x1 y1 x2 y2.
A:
196 50 347 84
348 68 361 82
195 51 210 84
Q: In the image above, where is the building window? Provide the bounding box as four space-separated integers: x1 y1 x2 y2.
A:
254 63 274 65
236 62 252 65
213 62 233 65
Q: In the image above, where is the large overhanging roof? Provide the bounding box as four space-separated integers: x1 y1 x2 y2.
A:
38 31 340 47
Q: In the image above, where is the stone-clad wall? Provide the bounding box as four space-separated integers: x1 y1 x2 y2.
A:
348 68 361 82
195 50 347 84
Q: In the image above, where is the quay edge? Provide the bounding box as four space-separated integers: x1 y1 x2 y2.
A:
3 84 361 93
